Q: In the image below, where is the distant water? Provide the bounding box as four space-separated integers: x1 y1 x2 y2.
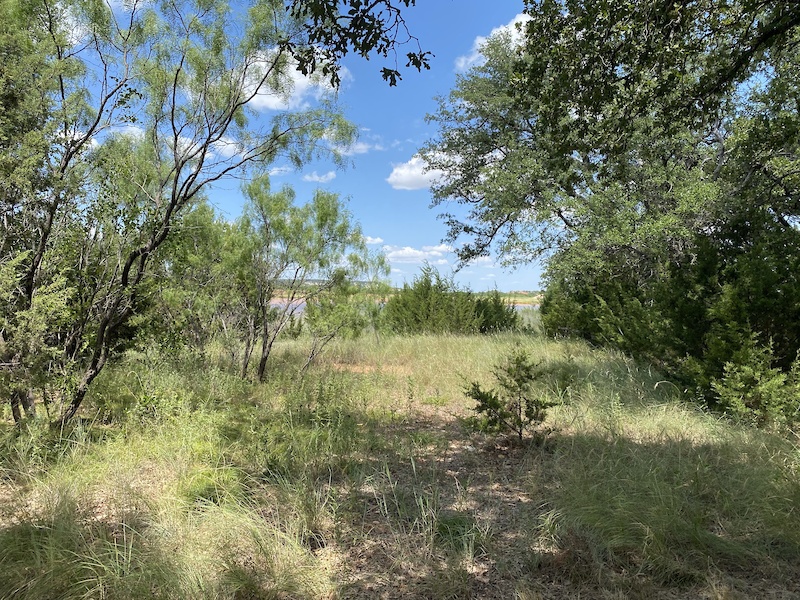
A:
270 299 306 313
269 300 539 314
513 303 540 311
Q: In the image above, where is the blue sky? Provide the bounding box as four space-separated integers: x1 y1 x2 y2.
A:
207 1 544 292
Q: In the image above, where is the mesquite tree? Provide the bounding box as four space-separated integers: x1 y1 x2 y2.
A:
0 0 421 424
235 176 383 382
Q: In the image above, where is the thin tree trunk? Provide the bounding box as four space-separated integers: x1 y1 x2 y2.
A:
257 331 275 383
240 318 255 379
21 389 35 418
9 388 35 422
10 394 21 423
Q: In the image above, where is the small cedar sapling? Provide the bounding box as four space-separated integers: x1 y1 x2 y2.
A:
465 347 559 441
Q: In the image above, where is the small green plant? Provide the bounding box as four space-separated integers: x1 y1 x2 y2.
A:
434 510 489 559
465 346 559 440
712 336 800 427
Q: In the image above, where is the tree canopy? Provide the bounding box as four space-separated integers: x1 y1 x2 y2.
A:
0 0 423 424
422 0 800 423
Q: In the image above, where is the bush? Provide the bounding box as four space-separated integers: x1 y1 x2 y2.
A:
712 336 800 428
475 290 520 333
465 346 561 440
382 265 518 335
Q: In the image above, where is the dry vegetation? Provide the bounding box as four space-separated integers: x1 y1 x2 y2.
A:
2 327 799 599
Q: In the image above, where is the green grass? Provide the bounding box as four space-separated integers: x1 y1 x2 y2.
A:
1 332 799 599
544 401 800 584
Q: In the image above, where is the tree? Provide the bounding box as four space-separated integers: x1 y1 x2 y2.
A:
235 176 382 382
421 2 800 414
144 201 231 354
283 0 432 86
421 32 568 266
1 0 423 425
381 264 519 335
465 346 558 441
381 265 480 334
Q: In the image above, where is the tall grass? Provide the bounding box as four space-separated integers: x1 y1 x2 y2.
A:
541 356 800 587
1 331 799 598
0 353 337 600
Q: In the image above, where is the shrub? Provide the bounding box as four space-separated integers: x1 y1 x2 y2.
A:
465 346 561 440
712 336 800 427
475 289 520 333
382 265 518 335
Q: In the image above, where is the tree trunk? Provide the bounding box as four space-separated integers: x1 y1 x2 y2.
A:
57 350 107 427
240 318 255 379
21 389 35 418
58 380 90 427
257 335 272 383
9 388 35 423
10 395 21 423
257 321 277 383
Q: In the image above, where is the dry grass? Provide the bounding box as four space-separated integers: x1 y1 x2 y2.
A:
1 332 799 599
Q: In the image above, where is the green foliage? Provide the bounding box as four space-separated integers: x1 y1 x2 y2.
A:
712 337 800 428
422 2 800 422
382 265 477 334
465 346 561 440
144 201 229 353
518 0 800 136
284 0 431 86
257 385 366 482
475 289 520 333
382 265 518 335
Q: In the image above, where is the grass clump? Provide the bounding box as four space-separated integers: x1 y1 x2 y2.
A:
434 510 490 559
544 398 800 585
0 412 334 600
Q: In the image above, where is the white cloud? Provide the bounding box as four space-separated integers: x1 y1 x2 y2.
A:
211 135 242 159
333 130 386 156
365 236 384 245
382 243 453 265
62 8 90 47
379 241 498 277
245 53 350 112
114 124 145 139
386 155 444 190
172 134 202 157
468 256 495 267
302 170 336 183
268 166 293 177
423 243 453 254
455 13 531 72
337 140 385 156
108 0 150 13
